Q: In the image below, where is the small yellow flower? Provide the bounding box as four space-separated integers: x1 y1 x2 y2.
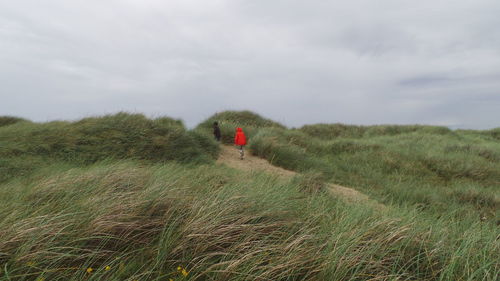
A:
177 266 182 271
169 279 174 281
105 265 111 271
37 278 45 281
181 269 188 277
86 267 93 273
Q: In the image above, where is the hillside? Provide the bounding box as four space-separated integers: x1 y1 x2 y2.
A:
0 111 498 280
0 113 218 183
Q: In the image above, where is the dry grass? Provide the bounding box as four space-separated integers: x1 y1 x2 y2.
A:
0 161 498 280
1 110 498 280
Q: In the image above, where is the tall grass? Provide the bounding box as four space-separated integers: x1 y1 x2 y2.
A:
299 123 452 140
196 110 285 144
0 116 29 127
1 110 498 280
1 161 497 280
0 113 218 183
249 125 500 223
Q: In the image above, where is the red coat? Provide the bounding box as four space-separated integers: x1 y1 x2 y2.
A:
234 128 247 146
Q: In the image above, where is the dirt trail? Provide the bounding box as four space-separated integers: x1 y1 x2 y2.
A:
217 145 382 206
216 145 296 178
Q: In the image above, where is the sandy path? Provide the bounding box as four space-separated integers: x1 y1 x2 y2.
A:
216 145 296 178
217 145 383 206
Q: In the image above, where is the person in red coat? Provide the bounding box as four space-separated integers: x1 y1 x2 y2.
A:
234 127 247 159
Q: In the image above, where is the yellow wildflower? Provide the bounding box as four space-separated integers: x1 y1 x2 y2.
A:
177 266 182 271
181 269 188 277
169 279 174 281
86 267 93 273
105 265 111 271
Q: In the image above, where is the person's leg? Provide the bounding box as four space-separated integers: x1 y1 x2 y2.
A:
239 145 244 159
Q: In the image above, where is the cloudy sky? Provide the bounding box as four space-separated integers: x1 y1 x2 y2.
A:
1 0 499 129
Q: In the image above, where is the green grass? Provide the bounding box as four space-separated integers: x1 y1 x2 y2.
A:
195 110 285 144
0 113 219 183
0 110 498 280
1 162 498 280
0 116 29 127
249 125 500 223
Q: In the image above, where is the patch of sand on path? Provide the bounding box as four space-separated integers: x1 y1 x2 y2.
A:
217 145 384 207
216 145 295 178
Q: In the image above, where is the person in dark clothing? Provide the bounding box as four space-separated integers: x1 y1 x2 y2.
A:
213 121 221 142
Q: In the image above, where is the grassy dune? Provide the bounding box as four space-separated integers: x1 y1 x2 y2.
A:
195 110 285 144
250 126 500 220
0 113 218 183
0 111 498 280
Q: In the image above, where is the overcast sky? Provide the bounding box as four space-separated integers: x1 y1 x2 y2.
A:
1 0 499 129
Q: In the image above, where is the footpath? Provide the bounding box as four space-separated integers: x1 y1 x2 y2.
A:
216 145 384 208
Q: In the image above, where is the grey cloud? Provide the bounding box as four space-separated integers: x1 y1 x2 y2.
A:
1 0 499 129
399 75 454 87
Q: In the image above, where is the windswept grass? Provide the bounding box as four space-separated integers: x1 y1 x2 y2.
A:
1 110 498 280
0 116 29 127
196 111 285 144
0 113 218 183
299 123 452 139
1 162 497 280
249 126 500 224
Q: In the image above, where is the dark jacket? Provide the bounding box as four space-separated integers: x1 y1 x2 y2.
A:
213 124 221 140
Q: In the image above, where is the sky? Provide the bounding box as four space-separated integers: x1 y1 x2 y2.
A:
1 0 499 129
